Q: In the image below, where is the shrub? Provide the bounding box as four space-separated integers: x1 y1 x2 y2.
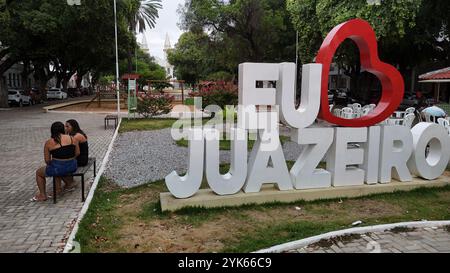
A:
151 81 174 92
189 81 238 110
137 93 174 118
207 71 234 82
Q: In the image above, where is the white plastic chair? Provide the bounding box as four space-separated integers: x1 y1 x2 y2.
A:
351 103 362 111
388 118 403 126
437 118 448 127
342 107 353 114
403 113 415 129
391 111 405 119
405 107 415 115
423 112 437 123
361 106 372 116
333 108 342 117
353 111 362 118
437 118 450 135
341 107 354 119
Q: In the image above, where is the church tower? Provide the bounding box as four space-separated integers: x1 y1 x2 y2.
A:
140 35 150 56
163 33 174 79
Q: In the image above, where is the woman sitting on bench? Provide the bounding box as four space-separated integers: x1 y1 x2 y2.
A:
62 119 89 191
32 122 80 202
66 119 89 166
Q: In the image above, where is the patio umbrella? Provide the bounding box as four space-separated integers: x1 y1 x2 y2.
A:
421 106 447 117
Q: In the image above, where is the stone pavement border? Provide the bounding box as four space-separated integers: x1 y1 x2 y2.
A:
256 220 450 253
63 118 122 253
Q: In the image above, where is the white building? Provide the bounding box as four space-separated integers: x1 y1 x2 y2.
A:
149 33 175 80
2 63 36 90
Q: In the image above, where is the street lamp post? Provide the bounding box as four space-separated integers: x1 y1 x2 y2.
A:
113 0 120 115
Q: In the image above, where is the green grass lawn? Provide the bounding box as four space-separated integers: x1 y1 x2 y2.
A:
119 117 216 133
119 118 179 133
75 172 450 253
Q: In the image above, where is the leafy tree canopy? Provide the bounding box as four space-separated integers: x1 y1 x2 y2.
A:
287 0 449 69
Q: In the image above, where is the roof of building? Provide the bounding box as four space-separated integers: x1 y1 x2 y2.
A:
419 67 450 80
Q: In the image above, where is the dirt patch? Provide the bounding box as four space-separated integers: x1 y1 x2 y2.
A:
108 186 248 253
115 213 252 253
108 189 404 252
310 234 362 248
241 199 403 224
389 226 417 233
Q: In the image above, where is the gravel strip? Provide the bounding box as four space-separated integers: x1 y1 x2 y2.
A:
105 127 303 188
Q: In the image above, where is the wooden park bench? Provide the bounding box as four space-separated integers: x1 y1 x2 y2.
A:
52 157 96 204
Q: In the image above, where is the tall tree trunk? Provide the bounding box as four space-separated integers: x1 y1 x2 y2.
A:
0 57 16 107
21 60 31 91
56 75 62 89
76 73 84 89
62 78 68 91
410 67 416 93
0 78 8 108
127 47 133 73
34 63 55 101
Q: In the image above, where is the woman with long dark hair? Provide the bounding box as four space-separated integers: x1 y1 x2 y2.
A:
62 119 89 191
33 122 80 202
65 119 89 167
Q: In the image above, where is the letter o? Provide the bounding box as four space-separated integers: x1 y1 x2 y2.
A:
408 123 450 180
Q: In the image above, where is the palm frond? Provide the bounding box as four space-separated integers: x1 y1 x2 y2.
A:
135 0 162 33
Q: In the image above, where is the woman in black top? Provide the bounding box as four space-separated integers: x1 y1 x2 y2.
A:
33 122 79 202
65 120 89 166
63 119 89 191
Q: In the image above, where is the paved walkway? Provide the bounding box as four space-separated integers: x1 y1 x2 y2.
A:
287 226 450 253
0 104 115 252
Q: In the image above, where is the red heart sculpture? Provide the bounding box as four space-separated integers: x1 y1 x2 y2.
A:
315 19 404 127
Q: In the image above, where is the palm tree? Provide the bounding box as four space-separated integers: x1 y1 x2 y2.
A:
122 0 162 72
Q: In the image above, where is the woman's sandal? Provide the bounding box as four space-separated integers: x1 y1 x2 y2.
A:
30 196 48 202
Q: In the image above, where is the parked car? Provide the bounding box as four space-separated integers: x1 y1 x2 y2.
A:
8 89 32 107
47 88 68 100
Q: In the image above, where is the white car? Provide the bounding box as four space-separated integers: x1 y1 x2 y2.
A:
8 89 32 107
47 88 68 100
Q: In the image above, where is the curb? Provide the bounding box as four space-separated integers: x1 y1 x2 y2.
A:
46 110 128 115
43 100 92 112
255 220 450 253
43 99 127 113
63 117 122 253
